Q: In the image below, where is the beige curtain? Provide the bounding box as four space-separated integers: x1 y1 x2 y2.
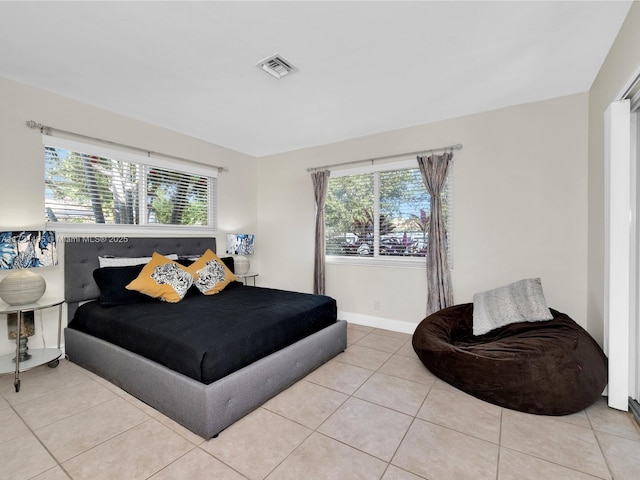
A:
417 153 454 315
311 170 330 295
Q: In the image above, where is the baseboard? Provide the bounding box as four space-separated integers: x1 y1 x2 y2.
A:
338 311 417 334
630 398 640 428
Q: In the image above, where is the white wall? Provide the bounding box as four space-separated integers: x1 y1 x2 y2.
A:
257 93 589 332
0 75 594 356
0 77 258 355
588 3 640 347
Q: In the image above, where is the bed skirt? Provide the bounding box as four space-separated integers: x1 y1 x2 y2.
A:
65 319 347 439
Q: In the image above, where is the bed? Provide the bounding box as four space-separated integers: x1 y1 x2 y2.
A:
64 237 347 438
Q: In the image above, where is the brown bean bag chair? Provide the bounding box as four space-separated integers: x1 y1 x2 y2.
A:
412 303 608 415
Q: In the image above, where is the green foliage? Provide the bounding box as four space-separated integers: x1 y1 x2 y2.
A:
324 166 449 257
325 168 437 237
148 176 208 225
379 169 430 232
325 173 374 236
45 147 132 223
45 146 209 226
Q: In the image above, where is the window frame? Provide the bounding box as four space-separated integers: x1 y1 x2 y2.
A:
325 158 453 269
43 135 218 235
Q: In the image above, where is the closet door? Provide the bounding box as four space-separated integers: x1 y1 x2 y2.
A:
604 99 632 411
605 69 640 415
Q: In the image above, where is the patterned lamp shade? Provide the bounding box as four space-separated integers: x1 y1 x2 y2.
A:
0 231 57 305
226 234 254 275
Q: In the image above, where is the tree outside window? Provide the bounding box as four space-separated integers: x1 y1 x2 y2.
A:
324 166 450 258
44 144 214 229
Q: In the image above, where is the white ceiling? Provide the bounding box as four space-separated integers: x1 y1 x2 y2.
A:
0 1 632 157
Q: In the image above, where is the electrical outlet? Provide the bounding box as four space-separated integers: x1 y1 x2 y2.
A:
374 299 381 311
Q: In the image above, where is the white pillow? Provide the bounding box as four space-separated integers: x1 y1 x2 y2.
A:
98 254 178 268
472 278 553 336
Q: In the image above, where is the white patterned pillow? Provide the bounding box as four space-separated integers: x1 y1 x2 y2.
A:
194 260 226 293
472 278 553 335
125 252 192 303
185 249 236 295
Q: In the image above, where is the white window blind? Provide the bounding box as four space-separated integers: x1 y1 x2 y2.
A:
43 135 217 233
325 159 451 263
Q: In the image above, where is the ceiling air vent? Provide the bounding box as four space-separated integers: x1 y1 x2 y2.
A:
256 53 297 79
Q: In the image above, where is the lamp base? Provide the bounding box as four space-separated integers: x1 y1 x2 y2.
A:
12 337 32 363
234 256 250 275
0 270 46 305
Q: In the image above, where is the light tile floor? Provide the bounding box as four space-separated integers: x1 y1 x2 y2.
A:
1 324 639 480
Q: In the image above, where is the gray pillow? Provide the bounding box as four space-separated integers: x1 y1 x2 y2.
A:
472 278 553 335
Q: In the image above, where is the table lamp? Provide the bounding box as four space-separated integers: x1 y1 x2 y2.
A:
226 233 254 274
0 231 57 305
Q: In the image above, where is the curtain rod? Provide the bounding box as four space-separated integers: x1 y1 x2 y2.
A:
306 143 462 172
26 120 228 173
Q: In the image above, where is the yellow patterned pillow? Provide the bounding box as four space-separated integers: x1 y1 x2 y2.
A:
126 252 193 303
186 249 237 295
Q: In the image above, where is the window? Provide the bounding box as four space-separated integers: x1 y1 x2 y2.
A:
43 136 217 233
324 159 451 262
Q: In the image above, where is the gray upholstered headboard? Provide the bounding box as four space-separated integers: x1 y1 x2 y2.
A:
64 236 217 322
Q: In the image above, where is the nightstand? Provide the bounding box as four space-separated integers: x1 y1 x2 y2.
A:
0 296 63 392
236 272 259 286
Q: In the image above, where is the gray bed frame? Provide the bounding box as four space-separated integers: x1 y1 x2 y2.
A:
63 236 347 439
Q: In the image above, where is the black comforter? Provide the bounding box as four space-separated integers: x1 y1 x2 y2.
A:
69 283 337 384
